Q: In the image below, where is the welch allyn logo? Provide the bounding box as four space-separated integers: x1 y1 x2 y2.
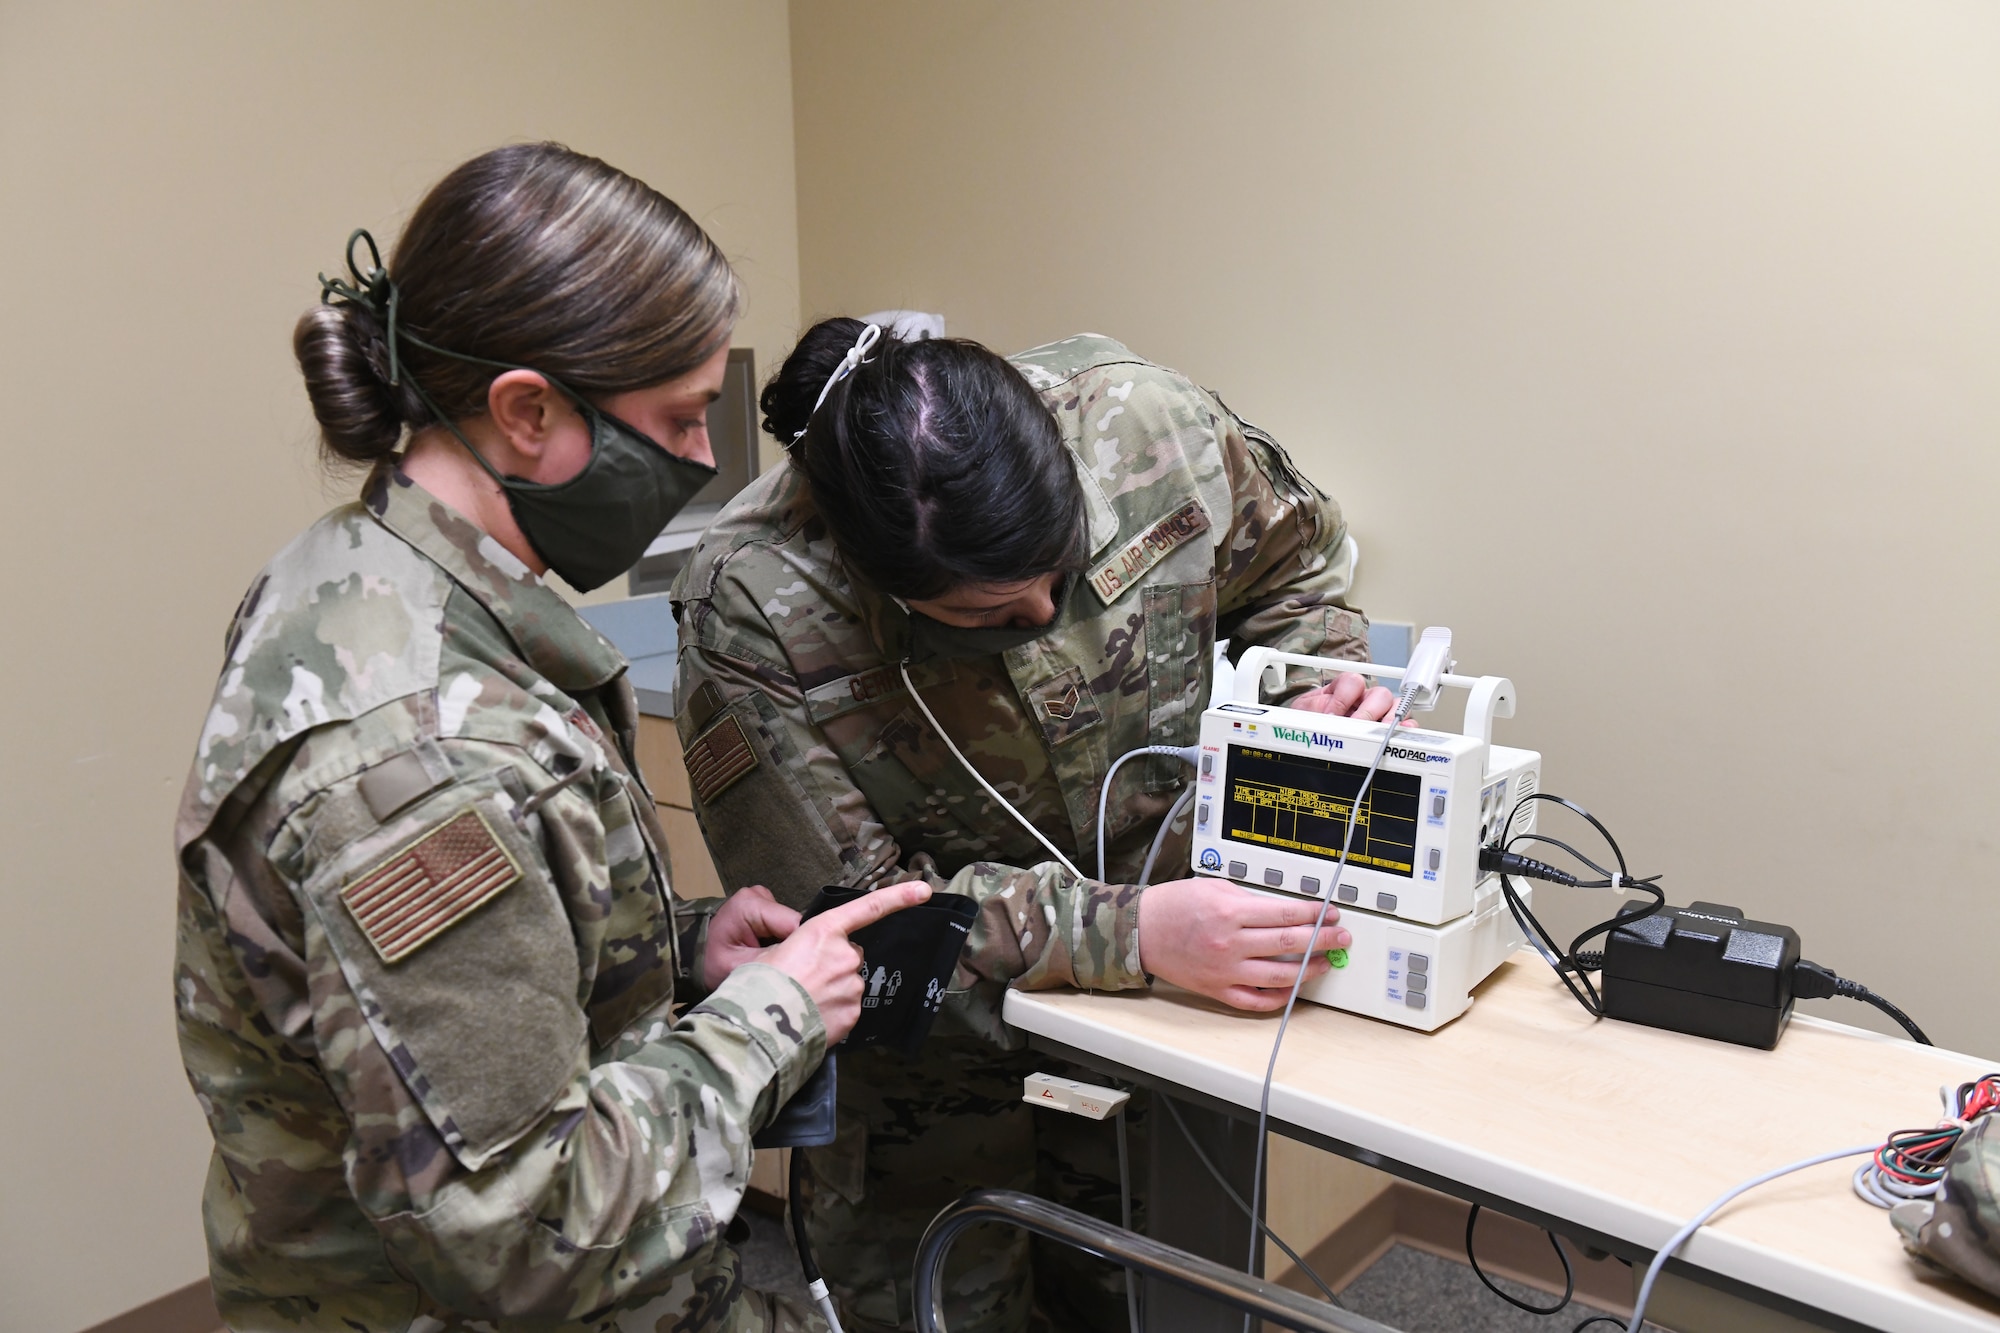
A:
1270 724 1343 751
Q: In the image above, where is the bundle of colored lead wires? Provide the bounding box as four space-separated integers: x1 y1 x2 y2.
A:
1853 1072 2000 1208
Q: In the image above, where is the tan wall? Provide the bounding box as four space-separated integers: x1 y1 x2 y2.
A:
0 4 799 1328
789 1 2000 1062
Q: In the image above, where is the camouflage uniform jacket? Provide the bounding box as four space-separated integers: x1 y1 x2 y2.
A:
671 335 1367 1045
1894 1115 2000 1299
174 467 826 1331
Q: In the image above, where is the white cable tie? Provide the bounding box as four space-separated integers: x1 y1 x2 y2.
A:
1610 873 1624 892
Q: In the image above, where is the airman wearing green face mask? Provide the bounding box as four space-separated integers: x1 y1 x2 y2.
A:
175 144 919 1333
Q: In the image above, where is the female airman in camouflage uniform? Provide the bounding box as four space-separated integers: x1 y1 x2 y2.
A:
672 320 1391 1332
174 147 925 1333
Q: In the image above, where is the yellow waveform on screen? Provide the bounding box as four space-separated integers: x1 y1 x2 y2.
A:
1233 781 1367 824
1226 778 1415 873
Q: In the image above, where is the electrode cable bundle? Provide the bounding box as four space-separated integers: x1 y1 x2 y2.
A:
1853 1073 2000 1210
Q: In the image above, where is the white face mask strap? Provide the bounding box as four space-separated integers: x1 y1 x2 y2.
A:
792 322 882 443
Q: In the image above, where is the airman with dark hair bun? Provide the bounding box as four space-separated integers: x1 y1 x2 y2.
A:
675 326 1387 1333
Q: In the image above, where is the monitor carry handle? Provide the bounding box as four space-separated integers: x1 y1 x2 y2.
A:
1232 646 1516 747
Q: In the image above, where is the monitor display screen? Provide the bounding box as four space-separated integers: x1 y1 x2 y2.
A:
1221 744 1421 877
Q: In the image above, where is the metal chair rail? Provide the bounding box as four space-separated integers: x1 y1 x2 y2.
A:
913 1189 1405 1333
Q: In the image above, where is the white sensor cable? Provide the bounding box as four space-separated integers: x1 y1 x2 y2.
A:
1625 1144 1876 1333
1096 745 1201 881
897 660 1084 879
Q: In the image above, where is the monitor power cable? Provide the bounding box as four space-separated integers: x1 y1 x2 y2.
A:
1486 807 1932 1044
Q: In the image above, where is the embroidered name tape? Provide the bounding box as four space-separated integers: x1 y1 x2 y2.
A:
1088 499 1210 604
686 713 759 805
341 808 522 964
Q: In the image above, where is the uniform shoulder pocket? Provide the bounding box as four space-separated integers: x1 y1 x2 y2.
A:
300 779 585 1170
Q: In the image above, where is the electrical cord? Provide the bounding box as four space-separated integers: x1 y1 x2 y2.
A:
1463 1204 1573 1315
1137 784 1197 887
1096 745 1200 882
1240 684 1424 1330
1792 960 1933 1045
1115 1108 1140 1333
1624 1144 1876 1333
898 659 1084 879
788 1149 846 1333
1491 804 1934 1050
1480 794 1667 1019
1853 1073 2000 1208
1156 1094 1346 1308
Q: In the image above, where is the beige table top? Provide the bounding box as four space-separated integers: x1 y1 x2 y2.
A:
1003 954 2000 1333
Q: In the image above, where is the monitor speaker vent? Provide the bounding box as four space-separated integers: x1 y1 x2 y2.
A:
1505 769 1538 838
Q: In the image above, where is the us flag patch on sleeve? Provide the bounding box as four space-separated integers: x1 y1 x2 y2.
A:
340 808 522 964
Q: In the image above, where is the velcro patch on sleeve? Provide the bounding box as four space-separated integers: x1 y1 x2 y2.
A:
340 808 523 964
685 713 759 805
1088 499 1211 604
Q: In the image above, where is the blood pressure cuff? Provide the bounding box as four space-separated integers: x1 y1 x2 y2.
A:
1893 1114 2000 1298
803 883 978 1058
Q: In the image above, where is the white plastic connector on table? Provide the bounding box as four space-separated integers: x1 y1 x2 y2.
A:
1023 1073 1131 1120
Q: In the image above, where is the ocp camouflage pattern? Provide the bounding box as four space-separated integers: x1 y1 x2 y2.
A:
1894 1115 2000 1300
175 466 826 1331
672 334 1368 1331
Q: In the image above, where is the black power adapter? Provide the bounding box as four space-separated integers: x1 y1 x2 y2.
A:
1480 845 1933 1049
1580 899 1932 1049
1598 901 1801 1049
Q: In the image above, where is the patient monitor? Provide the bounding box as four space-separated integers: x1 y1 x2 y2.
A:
1188 648 1540 1031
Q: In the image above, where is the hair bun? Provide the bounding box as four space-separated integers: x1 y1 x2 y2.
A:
293 302 412 465
760 316 878 443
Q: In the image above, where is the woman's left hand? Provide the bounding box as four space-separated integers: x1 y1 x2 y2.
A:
700 884 801 991
1289 670 1397 721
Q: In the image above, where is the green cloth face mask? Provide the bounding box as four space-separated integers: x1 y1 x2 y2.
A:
900 572 1079 663
319 229 718 593
451 401 716 593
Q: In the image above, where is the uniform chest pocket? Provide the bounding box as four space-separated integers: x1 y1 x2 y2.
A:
1142 579 1217 789
1025 666 1103 749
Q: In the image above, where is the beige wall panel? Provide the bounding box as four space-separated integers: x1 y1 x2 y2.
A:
789 1 2000 1058
0 4 799 1328
662 806 729 901
637 713 696 809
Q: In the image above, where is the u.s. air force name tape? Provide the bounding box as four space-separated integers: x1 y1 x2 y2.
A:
1087 499 1209 605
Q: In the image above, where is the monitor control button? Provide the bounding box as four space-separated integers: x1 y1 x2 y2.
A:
1263 868 1284 887
1300 876 1321 897
1408 953 1430 974
1227 860 1248 880
1431 793 1446 818
1337 883 1358 903
1427 848 1442 871
1407 972 1428 993
1406 990 1428 1010
1197 802 1210 827
1376 892 1398 913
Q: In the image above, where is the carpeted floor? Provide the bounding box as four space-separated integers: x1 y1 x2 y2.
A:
732 1211 1668 1331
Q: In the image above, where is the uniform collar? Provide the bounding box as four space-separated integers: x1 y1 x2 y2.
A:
363 465 626 694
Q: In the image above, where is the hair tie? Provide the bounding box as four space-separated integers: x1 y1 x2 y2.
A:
318 228 405 385
790 322 881 445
